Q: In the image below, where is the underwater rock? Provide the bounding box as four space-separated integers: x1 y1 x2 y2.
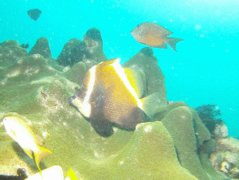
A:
0 40 226 179
124 47 167 104
191 109 212 146
0 49 81 175
209 137 239 179
96 121 197 179
199 151 228 179
64 61 87 85
213 123 228 139
0 41 28 85
161 105 213 179
57 28 106 67
83 28 106 63
29 37 52 59
216 137 239 153
0 41 27 69
196 104 225 138
199 139 217 158
153 102 186 119
57 39 86 66
210 151 239 179
196 104 238 179
20 43 29 49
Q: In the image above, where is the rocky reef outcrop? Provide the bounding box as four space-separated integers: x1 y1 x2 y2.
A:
29 37 52 59
197 105 239 179
0 32 229 179
57 28 106 67
210 133 239 179
57 38 86 67
124 47 167 104
83 28 106 63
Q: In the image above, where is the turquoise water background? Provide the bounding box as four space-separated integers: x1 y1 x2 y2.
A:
0 0 238 137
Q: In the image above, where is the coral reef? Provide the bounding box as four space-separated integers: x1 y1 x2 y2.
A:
57 38 86 66
64 62 87 85
124 47 167 104
196 104 239 179
210 137 239 179
196 104 226 138
0 41 27 69
83 28 106 63
29 37 52 59
0 34 228 179
57 28 106 67
161 105 211 179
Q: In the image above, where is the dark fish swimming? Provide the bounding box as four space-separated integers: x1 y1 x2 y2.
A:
27 9 42 21
131 22 182 51
69 59 161 136
20 43 29 49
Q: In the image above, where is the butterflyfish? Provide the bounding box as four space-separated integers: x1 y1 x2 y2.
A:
69 59 162 136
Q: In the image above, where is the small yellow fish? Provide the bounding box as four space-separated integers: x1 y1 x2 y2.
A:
131 22 182 50
2 114 51 171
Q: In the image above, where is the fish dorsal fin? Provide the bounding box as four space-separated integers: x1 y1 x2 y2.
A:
98 58 119 68
145 22 172 36
141 92 165 119
123 68 145 98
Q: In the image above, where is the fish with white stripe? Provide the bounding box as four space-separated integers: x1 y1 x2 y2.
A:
69 59 162 136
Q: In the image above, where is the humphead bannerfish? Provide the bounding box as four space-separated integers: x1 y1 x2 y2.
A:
131 22 182 50
2 114 51 170
69 59 161 136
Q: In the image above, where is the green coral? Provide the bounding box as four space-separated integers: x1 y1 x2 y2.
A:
124 47 167 104
0 40 224 179
161 105 213 179
75 121 196 179
64 61 87 85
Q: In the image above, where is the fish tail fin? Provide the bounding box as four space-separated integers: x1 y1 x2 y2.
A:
34 146 52 171
166 37 183 51
141 92 164 119
66 167 79 180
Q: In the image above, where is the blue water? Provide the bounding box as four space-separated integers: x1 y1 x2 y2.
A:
1 0 239 137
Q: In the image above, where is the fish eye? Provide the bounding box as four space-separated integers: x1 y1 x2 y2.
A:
17 168 28 179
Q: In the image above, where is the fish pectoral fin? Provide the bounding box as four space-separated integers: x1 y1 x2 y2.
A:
91 118 113 137
166 37 183 51
141 92 164 119
33 146 52 171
